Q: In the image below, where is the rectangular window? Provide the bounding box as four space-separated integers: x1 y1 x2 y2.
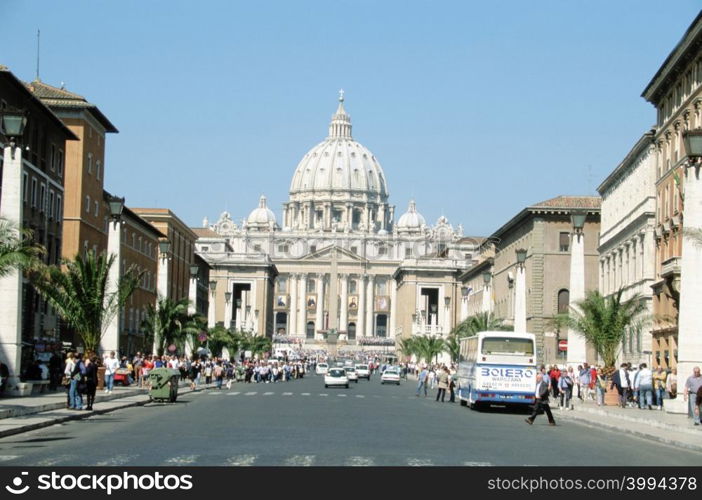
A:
50 144 56 171
49 190 55 219
96 161 101 180
87 153 93 174
378 245 387 256
23 172 28 204
310 245 316 253
405 247 412 258
39 184 46 213
57 149 64 176
85 195 91 213
351 246 357 254
253 244 261 252
559 232 570 252
94 200 99 217
56 195 62 222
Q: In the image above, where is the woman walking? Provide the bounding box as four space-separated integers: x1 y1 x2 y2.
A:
64 353 76 409
84 355 98 411
436 366 450 403
558 366 575 410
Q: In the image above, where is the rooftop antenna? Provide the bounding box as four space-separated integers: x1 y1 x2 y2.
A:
587 164 594 194
35 29 41 82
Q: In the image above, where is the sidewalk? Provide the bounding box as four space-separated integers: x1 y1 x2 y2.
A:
0 381 198 439
555 394 702 453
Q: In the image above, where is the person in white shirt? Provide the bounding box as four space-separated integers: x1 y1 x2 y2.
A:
103 351 120 394
636 363 654 410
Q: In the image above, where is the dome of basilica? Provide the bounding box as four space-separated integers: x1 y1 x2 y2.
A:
396 200 426 231
246 195 277 229
289 92 389 202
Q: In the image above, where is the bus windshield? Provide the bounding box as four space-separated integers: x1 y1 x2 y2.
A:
481 337 534 356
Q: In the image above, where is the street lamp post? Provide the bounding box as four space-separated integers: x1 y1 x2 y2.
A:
482 271 492 315
224 291 233 331
0 108 27 390
186 265 198 358
101 195 125 356
514 248 527 333
208 280 217 328
668 130 702 414
154 239 170 355
566 209 587 369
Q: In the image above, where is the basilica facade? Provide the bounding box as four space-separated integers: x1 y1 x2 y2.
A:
194 94 479 352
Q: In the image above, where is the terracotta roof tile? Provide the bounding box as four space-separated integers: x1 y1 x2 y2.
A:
192 228 220 238
530 195 601 210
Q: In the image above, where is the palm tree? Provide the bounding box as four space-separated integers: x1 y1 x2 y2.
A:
33 251 141 353
239 332 272 359
452 311 509 338
564 289 648 369
0 218 44 277
142 297 192 356
414 335 446 365
198 324 242 358
444 334 462 364
397 337 418 362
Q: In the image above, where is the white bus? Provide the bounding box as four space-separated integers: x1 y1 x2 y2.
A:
457 331 537 409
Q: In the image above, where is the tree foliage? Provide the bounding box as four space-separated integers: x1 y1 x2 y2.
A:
0 218 45 278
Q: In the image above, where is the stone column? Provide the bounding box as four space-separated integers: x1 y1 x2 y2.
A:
481 283 492 315
207 282 216 328
668 161 702 413
289 274 298 336
357 275 366 337
366 275 375 336
340 274 349 333
224 290 233 331
101 216 122 355
514 264 527 333
0 144 24 389
389 277 397 338
298 274 307 335
316 273 325 337
154 247 170 355
567 230 587 368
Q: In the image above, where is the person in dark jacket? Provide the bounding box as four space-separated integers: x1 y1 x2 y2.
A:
83 355 98 411
525 373 556 426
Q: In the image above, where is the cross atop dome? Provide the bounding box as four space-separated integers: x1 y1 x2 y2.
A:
329 90 352 139
338 88 345 102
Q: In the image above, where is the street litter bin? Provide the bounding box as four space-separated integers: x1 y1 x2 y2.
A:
149 368 180 402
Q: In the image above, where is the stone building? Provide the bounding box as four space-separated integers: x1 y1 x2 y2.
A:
195 94 479 353
597 131 657 367
471 196 601 365
642 11 702 370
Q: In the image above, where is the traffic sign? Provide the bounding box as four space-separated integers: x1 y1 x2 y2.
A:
558 340 568 351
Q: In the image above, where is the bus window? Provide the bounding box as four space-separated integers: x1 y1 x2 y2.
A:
481 337 534 356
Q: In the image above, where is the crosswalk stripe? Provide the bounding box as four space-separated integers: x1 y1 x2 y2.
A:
337 394 348 397
283 392 293 396
165 455 199 465
36 454 75 466
227 455 257 466
284 455 315 466
346 456 375 466
208 391 223 395
407 458 434 466
0 455 19 462
244 392 257 396
319 394 328 397
355 395 365 398
301 393 311 396
263 392 274 396
462 461 492 466
96 454 138 466
227 392 241 396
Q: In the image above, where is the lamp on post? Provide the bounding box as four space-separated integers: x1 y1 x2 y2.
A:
224 291 233 330
1 107 28 159
671 129 702 413
567 208 587 369
444 296 451 307
514 248 527 333
158 239 171 259
189 265 199 279
187 265 199 318
482 271 493 315
0 107 28 389
101 194 126 356
515 248 527 268
209 280 217 293
207 280 217 328
571 209 587 234
108 196 125 222
482 271 492 285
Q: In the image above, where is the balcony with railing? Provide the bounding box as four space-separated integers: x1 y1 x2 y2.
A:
661 256 681 279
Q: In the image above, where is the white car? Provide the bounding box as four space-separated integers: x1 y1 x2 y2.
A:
345 366 359 382
324 368 349 388
316 363 329 375
355 364 371 380
380 367 401 385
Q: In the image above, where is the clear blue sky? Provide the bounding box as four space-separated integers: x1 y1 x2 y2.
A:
2 1 700 236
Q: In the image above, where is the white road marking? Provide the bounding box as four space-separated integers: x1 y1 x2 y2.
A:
208 391 223 395
263 392 274 396
96 454 138 466
36 454 75 466
227 455 257 466
0 455 19 462
319 394 328 397
346 456 375 466
407 458 434 466
244 392 257 396
355 395 365 398
284 455 315 466
282 392 293 396
462 461 492 466
227 392 241 396
165 455 199 465
337 394 347 397
301 393 311 396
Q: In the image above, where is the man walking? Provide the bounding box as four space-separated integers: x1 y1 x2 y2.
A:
610 363 631 408
526 373 556 426
103 351 120 394
416 366 429 397
683 366 702 425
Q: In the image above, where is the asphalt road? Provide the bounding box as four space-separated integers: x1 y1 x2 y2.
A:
0 373 700 466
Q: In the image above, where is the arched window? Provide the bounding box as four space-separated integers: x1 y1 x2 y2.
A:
307 279 316 293
375 315 388 337
557 289 570 314
349 280 357 294
306 321 315 339
347 322 356 340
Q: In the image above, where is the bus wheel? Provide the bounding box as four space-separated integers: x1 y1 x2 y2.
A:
459 399 467 407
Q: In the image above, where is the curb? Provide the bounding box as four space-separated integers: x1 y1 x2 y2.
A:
0 383 198 439
559 411 702 454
